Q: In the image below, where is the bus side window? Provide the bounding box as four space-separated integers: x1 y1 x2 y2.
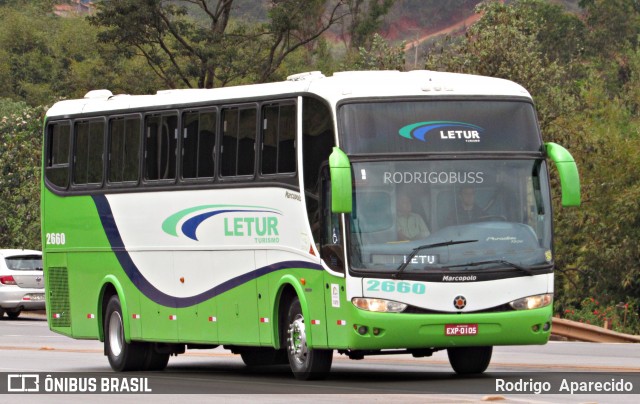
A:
221 105 256 177
302 96 335 250
261 102 296 175
182 109 216 179
144 113 177 181
302 97 334 192
108 116 141 184
46 121 71 189
74 120 105 186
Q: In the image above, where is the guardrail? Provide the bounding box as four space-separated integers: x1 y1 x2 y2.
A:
552 317 640 343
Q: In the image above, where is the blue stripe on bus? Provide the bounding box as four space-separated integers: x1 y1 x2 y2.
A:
92 195 322 308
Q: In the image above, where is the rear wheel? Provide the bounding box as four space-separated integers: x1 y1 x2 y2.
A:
104 295 147 371
143 344 170 371
285 296 332 380
447 346 492 374
0 308 4 318
6 309 21 319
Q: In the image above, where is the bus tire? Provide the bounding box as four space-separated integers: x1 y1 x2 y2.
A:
447 346 492 374
143 344 170 371
104 295 147 371
285 296 332 380
240 347 288 367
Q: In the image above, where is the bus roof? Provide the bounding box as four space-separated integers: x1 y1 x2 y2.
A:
45 70 532 118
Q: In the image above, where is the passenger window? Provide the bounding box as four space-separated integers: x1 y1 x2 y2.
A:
109 116 141 184
182 109 216 179
74 120 104 185
221 106 256 177
144 113 178 181
261 102 296 175
46 122 71 189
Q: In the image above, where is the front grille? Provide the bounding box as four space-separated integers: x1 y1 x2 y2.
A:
402 303 514 314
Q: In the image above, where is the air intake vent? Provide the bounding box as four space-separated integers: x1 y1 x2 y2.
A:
48 267 71 327
83 89 113 99
286 71 324 81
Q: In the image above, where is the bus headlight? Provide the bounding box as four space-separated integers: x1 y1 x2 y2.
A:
509 294 553 310
352 298 407 312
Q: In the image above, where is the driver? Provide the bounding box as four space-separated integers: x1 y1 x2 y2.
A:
447 185 483 225
396 193 430 240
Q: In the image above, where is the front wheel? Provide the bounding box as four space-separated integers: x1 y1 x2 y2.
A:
104 295 148 371
285 296 332 380
447 346 492 374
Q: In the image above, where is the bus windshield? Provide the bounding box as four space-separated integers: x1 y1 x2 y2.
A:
347 159 552 274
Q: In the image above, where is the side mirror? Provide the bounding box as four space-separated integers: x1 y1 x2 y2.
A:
329 147 352 213
545 142 581 207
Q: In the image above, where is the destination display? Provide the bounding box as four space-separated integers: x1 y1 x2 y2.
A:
340 100 542 154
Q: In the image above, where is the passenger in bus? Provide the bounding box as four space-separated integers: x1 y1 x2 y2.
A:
446 185 484 226
396 193 430 240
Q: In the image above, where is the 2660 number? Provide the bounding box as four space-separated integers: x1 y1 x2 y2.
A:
46 233 66 245
366 279 426 295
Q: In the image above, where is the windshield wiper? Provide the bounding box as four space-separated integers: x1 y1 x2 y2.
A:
447 259 535 276
393 240 478 279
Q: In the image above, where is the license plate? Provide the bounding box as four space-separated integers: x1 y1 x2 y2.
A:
445 323 478 336
23 294 45 301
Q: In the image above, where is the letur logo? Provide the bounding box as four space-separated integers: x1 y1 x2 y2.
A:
399 121 483 143
162 204 282 242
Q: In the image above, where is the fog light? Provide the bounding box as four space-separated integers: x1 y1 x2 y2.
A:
543 322 551 331
532 324 540 332
357 325 368 335
372 327 381 336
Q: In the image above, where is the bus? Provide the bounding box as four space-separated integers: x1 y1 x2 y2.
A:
42 70 580 379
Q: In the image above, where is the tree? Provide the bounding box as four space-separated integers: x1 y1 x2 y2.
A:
424 0 578 132
0 99 44 249
343 0 395 50
89 0 348 88
422 0 640 311
349 33 405 70
0 3 164 104
580 0 640 60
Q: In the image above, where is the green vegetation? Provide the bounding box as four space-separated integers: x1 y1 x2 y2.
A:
1 0 639 332
0 99 44 250
425 0 640 331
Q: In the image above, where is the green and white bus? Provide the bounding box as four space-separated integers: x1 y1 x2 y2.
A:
42 70 580 379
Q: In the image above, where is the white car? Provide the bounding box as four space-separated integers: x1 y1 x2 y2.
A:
0 249 44 319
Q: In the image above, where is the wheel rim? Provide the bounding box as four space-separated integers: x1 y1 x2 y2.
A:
108 311 124 357
287 314 308 365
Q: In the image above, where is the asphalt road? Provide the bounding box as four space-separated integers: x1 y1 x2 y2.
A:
1 312 639 403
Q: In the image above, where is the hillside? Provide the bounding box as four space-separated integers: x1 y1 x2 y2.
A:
383 0 581 46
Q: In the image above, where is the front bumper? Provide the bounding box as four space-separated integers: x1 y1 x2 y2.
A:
341 305 553 350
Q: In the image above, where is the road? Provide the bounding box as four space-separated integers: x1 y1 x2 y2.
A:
1 312 639 403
